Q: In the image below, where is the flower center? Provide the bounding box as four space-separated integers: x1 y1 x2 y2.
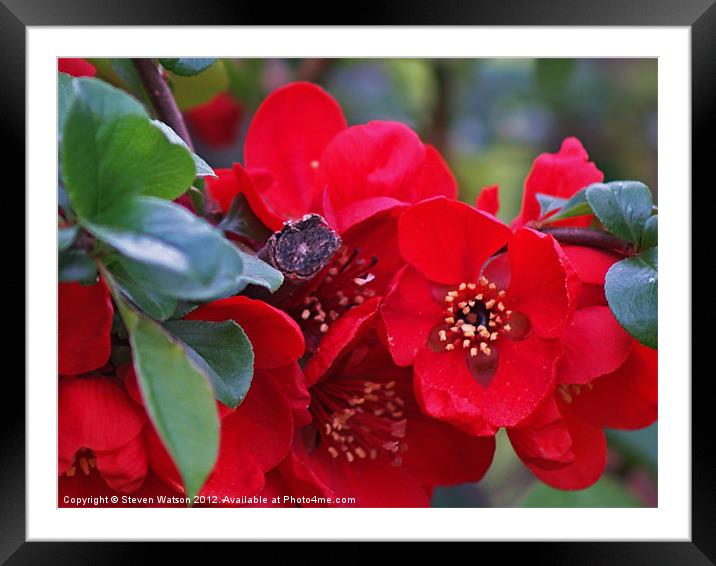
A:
287 247 377 353
309 377 407 466
558 383 594 403
64 448 97 478
431 277 513 359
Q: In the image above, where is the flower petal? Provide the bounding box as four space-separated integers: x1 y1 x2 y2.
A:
319 121 425 230
524 406 606 490
303 297 380 386
482 333 561 427
186 296 305 369
411 144 458 201
204 166 284 231
475 185 500 216
244 82 347 219
58 58 96 77
94 434 148 493
508 397 574 470
414 328 559 432
260 447 334 507
399 197 512 285
144 368 295 502
381 265 443 367
507 228 579 338
330 196 405 232
59 375 146 468
568 342 657 430
302 447 431 507
58 281 113 375
223 369 294 471
339 205 406 295
402 416 496 486
559 306 634 385
513 137 604 227
268 363 312 427
561 245 620 285
413 347 497 436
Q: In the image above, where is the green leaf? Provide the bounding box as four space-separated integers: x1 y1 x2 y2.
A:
536 193 566 218
164 320 254 408
160 58 217 77
58 225 79 250
545 188 593 223
59 249 97 283
641 215 658 249
151 120 215 177
84 196 246 301
217 193 272 242
105 257 177 320
171 62 228 110
58 72 75 131
234 245 284 293
519 476 642 507
60 78 195 220
605 247 658 349
112 287 219 501
585 181 653 244
170 301 201 320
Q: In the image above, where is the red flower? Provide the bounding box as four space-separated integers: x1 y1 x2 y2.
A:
475 184 500 216
281 300 495 507
206 82 456 233
58 374 148 503
277 207 405 357
58 58 96 78
59 281 113 375
128 296 308 503
185 92 244 148
474 137 657 489
381 197 577 436
507 245 657 489
511 137 604 228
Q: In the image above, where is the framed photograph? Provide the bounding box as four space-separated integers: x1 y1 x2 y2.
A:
7 0 707 561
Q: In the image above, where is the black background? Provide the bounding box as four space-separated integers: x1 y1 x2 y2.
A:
4 0 709 563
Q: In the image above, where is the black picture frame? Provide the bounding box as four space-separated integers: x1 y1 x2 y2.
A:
6 1 707 562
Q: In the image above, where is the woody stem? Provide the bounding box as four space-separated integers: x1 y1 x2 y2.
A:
132 58 194 151
539 227 636 255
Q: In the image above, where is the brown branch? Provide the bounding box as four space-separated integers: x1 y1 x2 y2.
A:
539 227 636 255
132 58 194 151
426 60 450 156
258 214 341 281
244 214 341 304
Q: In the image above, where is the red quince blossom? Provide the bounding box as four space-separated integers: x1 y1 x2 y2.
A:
506 244 657 490
497 136 604 228
185 92 244 148
278 208 405 357
276 299 495 507
381 197 578 436
58 58 97 78
126 296 308 504
206 81 456 233
478 136 656 489
59 281 113 375
475 184 500 216
58 373 148 504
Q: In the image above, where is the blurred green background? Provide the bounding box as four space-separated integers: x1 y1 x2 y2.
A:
95 57 658 507
181 58 658 224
